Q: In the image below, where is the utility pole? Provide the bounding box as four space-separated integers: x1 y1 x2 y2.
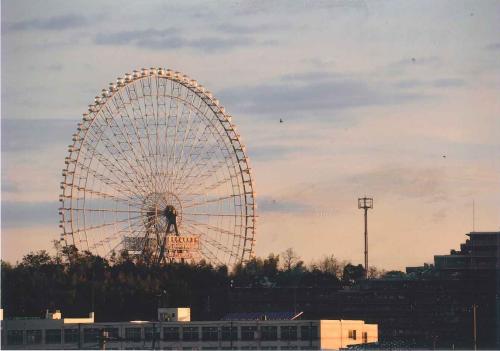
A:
358 197 373 278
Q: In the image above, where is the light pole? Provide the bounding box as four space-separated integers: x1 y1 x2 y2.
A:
358 197 373 278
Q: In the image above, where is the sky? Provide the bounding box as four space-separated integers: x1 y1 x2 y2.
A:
1 0 499 270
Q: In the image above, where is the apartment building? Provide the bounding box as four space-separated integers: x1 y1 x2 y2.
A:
1 308 377 350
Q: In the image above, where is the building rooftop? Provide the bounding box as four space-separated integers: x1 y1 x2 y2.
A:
221 311 303 321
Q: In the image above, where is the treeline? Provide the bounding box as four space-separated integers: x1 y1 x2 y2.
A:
1 245 393 322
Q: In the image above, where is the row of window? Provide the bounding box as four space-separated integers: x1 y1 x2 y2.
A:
347 329 368 342
6 326 318 345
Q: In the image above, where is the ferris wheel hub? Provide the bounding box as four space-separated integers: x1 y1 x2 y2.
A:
141 192 183 234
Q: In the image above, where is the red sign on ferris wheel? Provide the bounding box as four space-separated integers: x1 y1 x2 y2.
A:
167 235 201 251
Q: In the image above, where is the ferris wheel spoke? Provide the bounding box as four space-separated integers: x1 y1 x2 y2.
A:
169 97 196 180
173 126 236 197
113 87 154 192
200 232 239 260
74 158 140 199
111 90 159 191
184 212 245 217
66 184 131 205
169 87 199 181
182 216 245 240
78 186 144 206
122 85 160 191
73 208 143 214
100 104 158 192
164 82 187 195
177 158 234 197
71 213 143 235
199 245 223 267
183 223 226 265
166 84 183 194
82 126 152 196
182 194 238 209
169 122 213 187
88 218 146 254
157 77 177 192
137 77 163 190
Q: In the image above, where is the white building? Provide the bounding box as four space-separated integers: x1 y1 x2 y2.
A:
1 308 378 350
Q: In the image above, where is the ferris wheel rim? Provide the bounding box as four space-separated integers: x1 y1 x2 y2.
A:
59 67 256 265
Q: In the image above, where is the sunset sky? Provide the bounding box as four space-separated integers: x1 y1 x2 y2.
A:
2 0 499 270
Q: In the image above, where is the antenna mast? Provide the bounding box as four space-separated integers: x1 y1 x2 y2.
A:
358 197 373 278
472 199 475 232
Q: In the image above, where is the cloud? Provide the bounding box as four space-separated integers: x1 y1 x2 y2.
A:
485 42 500 51
1 201 59 228
247 144 296 161
1 119 77 152
215 23 284 35
1 177 19 193
258 196 312 214
4 14 87 31
94 28 255 52
391 56 441 68
348 166 449 203
219 72 428 117
395 78 465 89
47 63 63 71
432 78 465 88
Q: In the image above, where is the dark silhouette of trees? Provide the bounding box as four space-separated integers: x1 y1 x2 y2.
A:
1 246 370 321
341 263 365 286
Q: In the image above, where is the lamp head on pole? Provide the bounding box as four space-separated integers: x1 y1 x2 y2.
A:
358 197 373 209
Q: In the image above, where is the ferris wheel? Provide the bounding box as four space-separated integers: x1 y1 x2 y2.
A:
59 67 256 266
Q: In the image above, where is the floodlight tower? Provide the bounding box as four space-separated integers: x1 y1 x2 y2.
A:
358 197 373 278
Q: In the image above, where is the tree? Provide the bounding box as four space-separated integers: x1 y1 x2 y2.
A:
313 254 345 278
341 263 365 286
367 266 386 279
381 270 406 279
280 248 301 271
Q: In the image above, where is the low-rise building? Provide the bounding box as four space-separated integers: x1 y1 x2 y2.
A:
1 308 377 350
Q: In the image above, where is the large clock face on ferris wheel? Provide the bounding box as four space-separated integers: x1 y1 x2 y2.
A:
59 67 256 266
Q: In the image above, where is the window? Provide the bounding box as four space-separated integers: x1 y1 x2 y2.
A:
362 331 368 343
26 330 42 344
46 329 62 344
163 327 180 341
300 326 318 341
280 326 297 341
348 329 357 340
7 330 23 345
104 328 119 340
83 328 100 343
182 326 199 341
261 326 277 341
64 329 79 344
202 327 218 341
145 326 160 341
241 326 257 341
221 326 237 341
125 328 141 342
